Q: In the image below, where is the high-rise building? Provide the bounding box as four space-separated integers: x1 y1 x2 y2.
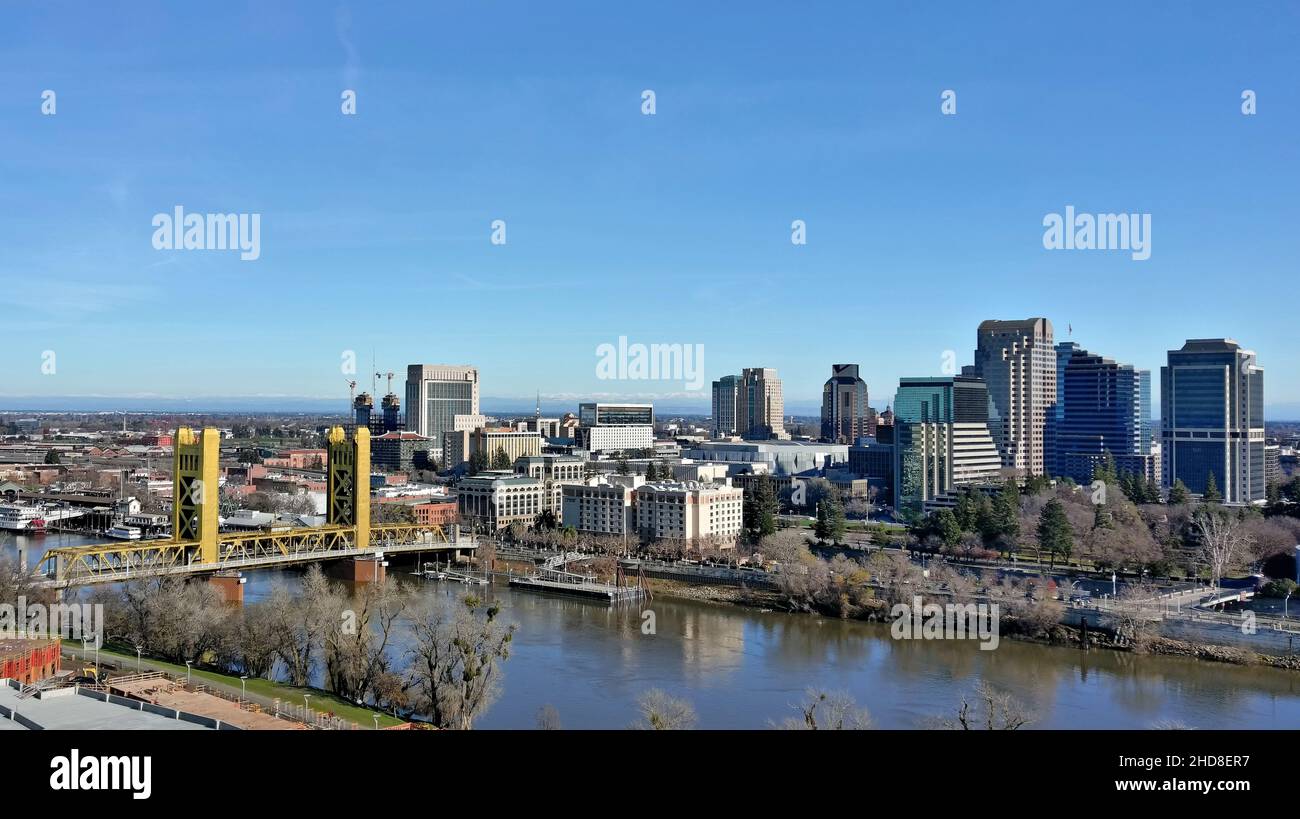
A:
739 367 786 440
1056 347 1155 484
973 318 1056 477
1048 341 1081 476
711 375 740 438
892 376 1003 514
576 403 655 454
1161 339 1266 503
821 364 873 444
405 364 479 442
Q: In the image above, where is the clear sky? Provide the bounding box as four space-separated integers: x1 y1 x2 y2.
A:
1 1 1297 415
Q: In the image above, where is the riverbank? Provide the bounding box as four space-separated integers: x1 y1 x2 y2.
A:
644 578 1300 673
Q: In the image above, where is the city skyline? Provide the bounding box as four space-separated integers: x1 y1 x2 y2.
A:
1 2 1296 412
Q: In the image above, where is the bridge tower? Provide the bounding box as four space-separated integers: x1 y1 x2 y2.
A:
326 425 370 551
172 427 221 563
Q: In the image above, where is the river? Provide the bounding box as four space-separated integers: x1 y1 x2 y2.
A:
7 532 1300 729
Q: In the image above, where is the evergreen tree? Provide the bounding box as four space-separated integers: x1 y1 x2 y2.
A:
1169 478 1190 505
644 461 658 481
616 455 631 476
43 449 60 465
468 449 489 475
491 447 512 470
954 491 977 532
990 479 1020 551
743 475 778 543
1037 498 1074 568
823 491 847 544
935 508 962 549
1143 476 1162 504
1092 497 1112 529
1203 471 1223 504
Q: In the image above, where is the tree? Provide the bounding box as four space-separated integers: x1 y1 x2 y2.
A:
743 475 778 543
1168 479 1190 505
775 689 872 730
989 479 1020 553
1192 510 1253 588
934 508 962 550
536 704 562 730
814 492 847 544
1036 498 1074 568
43 449 60 465
616 455 630 476
939 683 1033 730
644 461 658 481
406 595 516 730
467 449 489 476
630 689 696 730
371 502 416 524
1202 471 1223 504
490 447 512 471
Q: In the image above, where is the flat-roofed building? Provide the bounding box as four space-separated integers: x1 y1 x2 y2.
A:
634 480 744 548
576 403 654 454
455 470 546 531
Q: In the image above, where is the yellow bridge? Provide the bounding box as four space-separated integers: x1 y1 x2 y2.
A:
35 425 472 587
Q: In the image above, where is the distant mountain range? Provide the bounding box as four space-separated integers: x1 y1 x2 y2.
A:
3 395 1299 422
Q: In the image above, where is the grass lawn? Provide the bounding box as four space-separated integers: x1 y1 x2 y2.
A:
91 646 405 727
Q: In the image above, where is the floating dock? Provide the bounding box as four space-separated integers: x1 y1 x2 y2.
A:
508 574 644 602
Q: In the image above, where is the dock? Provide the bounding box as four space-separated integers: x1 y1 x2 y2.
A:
505 551 647 603
508 573 645 602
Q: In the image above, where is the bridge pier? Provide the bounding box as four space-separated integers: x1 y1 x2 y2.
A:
330 555 388 584
208 572 246 605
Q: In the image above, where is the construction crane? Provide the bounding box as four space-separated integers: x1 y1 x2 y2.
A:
376 371 396 395
345 378 357 413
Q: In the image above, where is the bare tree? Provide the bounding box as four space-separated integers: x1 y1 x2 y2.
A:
939 683 1033 730
535 704 562 730
1192 510 1254 588
775 688 873 730
321 578 409 703
264 566 334 687
406 594 516 730
1114 581 1162 652
630 688 697 730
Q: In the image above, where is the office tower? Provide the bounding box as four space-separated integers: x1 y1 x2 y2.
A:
821 364 873 443
739 367 787 440
1048 341 1081 476
1056 347 1155 484
353 392 374 431
892 376 1002 513
973 318 1056 477
711 375 740 437
1161 339 1265 503
405 364 479 440
576 402 655 453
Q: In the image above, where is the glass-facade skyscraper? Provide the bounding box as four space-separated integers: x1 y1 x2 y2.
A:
1161 339 1265 503
892 376 1002 514
1056 347 1153 484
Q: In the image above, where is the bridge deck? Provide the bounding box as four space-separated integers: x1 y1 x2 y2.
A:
36 523 474 588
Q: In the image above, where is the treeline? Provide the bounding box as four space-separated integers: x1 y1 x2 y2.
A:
102 568 514 729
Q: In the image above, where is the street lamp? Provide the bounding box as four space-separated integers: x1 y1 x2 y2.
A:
135 645 142 672
184 660 192 685
239 676 248 706
1286 590 1293 620
303 693 312 719
373 714 380 730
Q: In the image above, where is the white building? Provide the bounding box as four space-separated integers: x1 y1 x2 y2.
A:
576 403 654 454
633 480 744 548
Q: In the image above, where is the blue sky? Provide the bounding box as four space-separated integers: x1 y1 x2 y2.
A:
1 1 1297 415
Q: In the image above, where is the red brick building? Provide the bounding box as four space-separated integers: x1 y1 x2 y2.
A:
0 638 61 685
